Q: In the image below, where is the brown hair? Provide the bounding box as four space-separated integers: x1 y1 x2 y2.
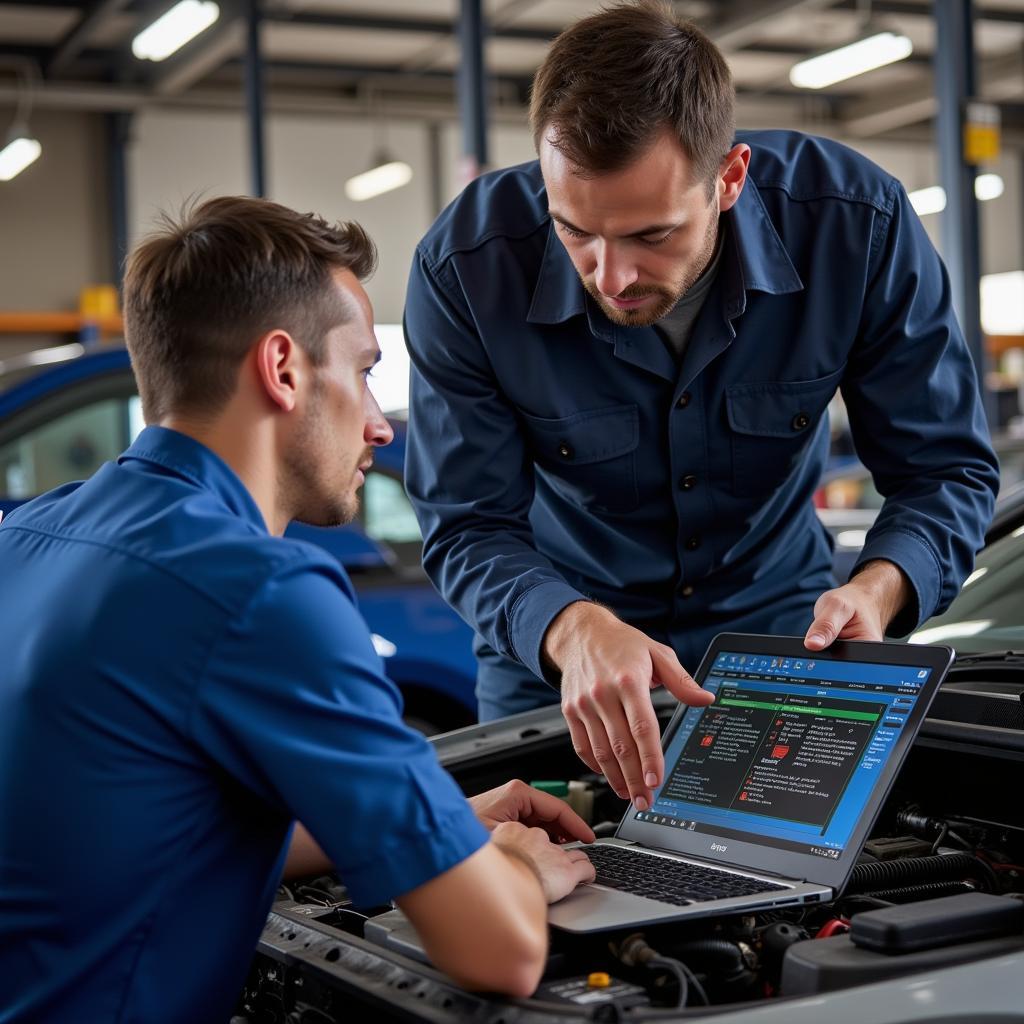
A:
123 195 377 421
529 0 734 189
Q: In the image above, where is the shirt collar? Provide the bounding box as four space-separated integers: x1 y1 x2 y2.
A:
118 425 269 534
525 173 803 330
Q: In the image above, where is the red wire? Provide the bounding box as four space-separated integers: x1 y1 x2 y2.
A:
816 918 851 939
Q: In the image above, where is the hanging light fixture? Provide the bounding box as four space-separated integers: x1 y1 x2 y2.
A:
345 154 413 202
790 31 913 89
0 130 41 182
132 0 220 62
344 89 413 202
0 57 42 182
790 0 912 90
908 174 1006 217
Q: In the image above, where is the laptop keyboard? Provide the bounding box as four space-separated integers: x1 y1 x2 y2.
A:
586 844 788 905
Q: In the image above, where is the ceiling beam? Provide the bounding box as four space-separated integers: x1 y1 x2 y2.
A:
835 0 1024 21
46 0 132 77
703 0 842 51
266 10 555 42
840 47 1024 136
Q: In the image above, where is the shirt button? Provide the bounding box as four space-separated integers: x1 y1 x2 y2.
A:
679 474 698 491
676 392 692 409
792 412 810 431
685 536 700 551
681 585 695 598
558 441 574 459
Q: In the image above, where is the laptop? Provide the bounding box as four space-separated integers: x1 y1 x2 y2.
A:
548 633 954 933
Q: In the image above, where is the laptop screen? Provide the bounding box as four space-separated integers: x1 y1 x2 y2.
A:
634 649 933 863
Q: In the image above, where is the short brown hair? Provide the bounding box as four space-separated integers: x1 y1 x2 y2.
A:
529 1 734 187
123 195 377 420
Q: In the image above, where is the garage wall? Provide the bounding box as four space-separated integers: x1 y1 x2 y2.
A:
1 105 1020 331
130 109 1024 323
0 108 112 354
129 108 434 324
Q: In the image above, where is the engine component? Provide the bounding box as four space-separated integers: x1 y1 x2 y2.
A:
780 932 1024 996
850 892 1024 954
534 973 650 1009
847 852 997 894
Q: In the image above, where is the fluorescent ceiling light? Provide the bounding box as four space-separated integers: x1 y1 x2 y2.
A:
344 159 413 202
975 172 1004 201
0 134 41 181
980 270 1024 335
790 31 913 89
132 1 220 62
908 185 947 217
908 174 1006 216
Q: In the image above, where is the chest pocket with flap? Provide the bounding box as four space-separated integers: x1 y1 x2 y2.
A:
520 403 640 515
726 366 844 497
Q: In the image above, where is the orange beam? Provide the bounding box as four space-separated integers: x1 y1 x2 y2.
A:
987 334 1024 357
0 312 123 335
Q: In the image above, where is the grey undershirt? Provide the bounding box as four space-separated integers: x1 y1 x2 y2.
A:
653 226 725 362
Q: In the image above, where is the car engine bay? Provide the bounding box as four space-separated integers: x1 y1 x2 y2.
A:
235 663 1024 1023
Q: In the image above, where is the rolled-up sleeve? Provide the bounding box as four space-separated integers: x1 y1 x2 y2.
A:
404 248 585 682
191 559 489 907
845 178 999 633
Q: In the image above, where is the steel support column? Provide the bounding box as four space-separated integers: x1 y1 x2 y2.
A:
457 0 488 185
106 110 131 290
934 0 993 424
244 0 267 198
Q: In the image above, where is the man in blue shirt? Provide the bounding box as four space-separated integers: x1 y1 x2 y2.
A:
0 197 596 1022
404 4 998 813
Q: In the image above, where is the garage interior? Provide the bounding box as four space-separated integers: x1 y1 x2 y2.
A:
2 3 1024 1023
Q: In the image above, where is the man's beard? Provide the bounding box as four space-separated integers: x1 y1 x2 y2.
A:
281 383 367 528
584 213 719 328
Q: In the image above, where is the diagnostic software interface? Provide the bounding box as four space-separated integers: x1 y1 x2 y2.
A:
634 650 932 861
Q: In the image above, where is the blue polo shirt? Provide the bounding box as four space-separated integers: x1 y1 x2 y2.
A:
404 130 999 717
0 426 488 1024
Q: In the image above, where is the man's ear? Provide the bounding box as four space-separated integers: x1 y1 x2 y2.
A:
717 143 751 213
253 329 303 413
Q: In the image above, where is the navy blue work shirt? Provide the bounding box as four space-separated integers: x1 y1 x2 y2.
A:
0 427 487 1023
404 130 999 718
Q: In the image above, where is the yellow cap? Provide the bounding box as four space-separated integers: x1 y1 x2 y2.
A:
587 972 611 989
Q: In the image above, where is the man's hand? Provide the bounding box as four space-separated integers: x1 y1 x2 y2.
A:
543 602 714 811
805 560 912 650
491 820 595 904
469 779 595 844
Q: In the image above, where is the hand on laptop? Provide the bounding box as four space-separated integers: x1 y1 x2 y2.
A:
804 560 912 650
469 779 596 844
542 602 714 811
491 821 596 904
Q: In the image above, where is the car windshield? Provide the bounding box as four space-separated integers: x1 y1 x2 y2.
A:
910 520 1024 653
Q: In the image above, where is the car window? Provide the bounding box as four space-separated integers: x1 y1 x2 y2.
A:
910 521 1024 653
361 470 425 571
0 394 144 498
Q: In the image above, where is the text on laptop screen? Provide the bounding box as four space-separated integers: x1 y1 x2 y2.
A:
635 650 932 861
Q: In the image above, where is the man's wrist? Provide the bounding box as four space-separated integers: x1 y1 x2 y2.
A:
492 829 544 889
541 600 612 673
850 559 911 629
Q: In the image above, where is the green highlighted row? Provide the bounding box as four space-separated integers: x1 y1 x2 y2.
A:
719 697 880 722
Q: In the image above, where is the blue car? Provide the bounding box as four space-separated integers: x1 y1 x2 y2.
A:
0 347 477 734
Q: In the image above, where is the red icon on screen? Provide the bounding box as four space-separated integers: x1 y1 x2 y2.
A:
701 735 714 747
739 792 748 801
771 744 790 760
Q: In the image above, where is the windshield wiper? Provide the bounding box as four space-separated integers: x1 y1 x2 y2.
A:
953 651 1024 666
